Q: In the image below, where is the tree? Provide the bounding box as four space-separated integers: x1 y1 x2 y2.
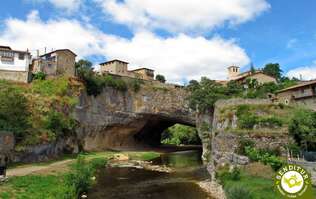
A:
161 124 200 145
155 74 166 83
0 81 30 138
263 63 283 81
250 63 256 74
187 77 229 111
289 109 316 151
75 59 93 79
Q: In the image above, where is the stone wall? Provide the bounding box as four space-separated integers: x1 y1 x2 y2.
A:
0 70 30 83
211 98 291 167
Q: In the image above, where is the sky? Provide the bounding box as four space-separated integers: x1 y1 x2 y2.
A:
1 0 316 84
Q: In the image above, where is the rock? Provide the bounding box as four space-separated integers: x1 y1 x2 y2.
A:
232 154 249 165
113 154 129 161
197 180 226 199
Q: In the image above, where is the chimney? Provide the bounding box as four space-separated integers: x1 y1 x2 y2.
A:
228 66 240 80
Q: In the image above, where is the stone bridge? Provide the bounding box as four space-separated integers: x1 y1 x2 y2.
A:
75 82 196 151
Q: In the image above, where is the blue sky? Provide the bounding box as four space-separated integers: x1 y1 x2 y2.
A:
1 0 316 83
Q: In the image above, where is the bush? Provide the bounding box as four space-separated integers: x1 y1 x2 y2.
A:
155 74 166 83
64 156 107 198
216 167 241 183
245 146 284 171
130 78 143 92
238 114 258 129
258 116 283 128
236 137 255 155
32 77 69 96
32 72 47 80
0 81 30 138
289 109 316 151
44 111 76 136
225 185 253 199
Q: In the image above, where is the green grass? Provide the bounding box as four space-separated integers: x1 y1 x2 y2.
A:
222 171 280 199
1 151 161 199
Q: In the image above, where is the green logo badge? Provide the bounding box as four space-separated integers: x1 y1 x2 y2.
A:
274 164 313 199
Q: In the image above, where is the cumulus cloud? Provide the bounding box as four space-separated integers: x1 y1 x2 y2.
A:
0 11 250 83
287 64 316 80
95 0 270 32
27 0 82 12
102 32 250 83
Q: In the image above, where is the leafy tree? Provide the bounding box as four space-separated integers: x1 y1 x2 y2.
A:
289 109 316 151
75 59 93 79
161 124 200 145
250 63 256 74
187 77 229 111
155 74 166 83
263 63 283 81
0 81 30 138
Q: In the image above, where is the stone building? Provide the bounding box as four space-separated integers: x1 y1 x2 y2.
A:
100 59 155 81
276 79 316 110
227 66 277 84
0 46 32 83
130 68 154 81
32 49 76 77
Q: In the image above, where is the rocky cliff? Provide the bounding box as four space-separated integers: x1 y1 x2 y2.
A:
74 81 195 151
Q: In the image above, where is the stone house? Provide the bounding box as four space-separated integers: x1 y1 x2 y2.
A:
100 59 155 81
0 46 32 83
227 66 277 84
276 79 316 110
130 68 154 81
32 49 76 77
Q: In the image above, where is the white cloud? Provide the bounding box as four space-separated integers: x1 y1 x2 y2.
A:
287 64 316 80
0 11 250 83
0 10 105 57
27 0 82 12
95 0 270 32
102 32 250 83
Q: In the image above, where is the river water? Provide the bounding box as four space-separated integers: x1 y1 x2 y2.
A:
89 150 213 199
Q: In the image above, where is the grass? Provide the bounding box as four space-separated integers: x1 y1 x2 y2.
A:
0 151 161 199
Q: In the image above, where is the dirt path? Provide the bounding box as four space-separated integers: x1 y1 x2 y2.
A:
6 159 75 177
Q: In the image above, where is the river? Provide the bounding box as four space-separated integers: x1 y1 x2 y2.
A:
89 150 213 199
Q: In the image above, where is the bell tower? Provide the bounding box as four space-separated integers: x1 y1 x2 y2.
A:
228 66 240 80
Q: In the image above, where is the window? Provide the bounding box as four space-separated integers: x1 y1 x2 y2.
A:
18 53 24 60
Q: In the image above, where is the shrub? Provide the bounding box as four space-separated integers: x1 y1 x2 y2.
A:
225 185 253 199
289 109 316 151
236 137 255 155
216 167 241 184
258 116 283 128
155 74 166 83
44 111 76 136
0 81 30 138
245 146 284 171
32 77 69 96
130 78 143 92
238 114 258 129
32 72 47 80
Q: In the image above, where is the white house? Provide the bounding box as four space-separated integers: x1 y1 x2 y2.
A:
0 46 32 83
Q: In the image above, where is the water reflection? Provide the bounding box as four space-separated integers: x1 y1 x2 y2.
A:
89 150 211 199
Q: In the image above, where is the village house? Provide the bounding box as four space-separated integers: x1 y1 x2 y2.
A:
32 49 76 77
276 80 316 110
100 59 155 81
0 46 32 83
227 66 277 84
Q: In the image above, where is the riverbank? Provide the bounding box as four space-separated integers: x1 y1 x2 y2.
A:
0 151 160 199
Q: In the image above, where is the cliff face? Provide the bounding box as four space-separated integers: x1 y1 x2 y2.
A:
74 82 196 151
210 99 293 167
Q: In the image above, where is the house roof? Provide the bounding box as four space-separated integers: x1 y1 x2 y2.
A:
0 46 12 50
40 49 77 57
100 59 129 65
0 45 31 54
228 65 240 69
231 70 275 81
130 67 154 72
276 79 316 93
